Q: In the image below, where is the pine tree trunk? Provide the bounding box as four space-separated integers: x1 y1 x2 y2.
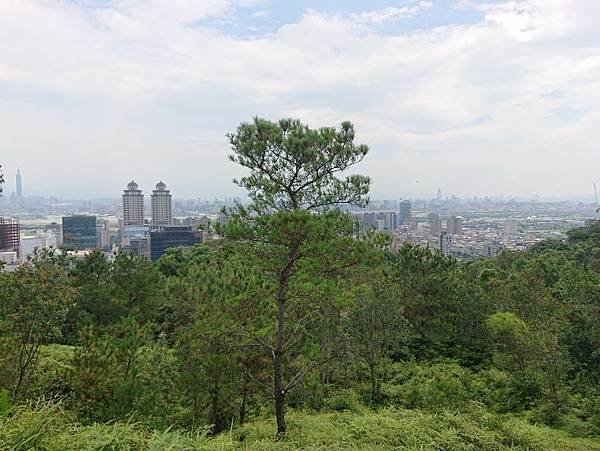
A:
274 292 287 439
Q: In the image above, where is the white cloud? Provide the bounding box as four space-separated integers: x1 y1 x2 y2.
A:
0 0 599 198
350 2 433 24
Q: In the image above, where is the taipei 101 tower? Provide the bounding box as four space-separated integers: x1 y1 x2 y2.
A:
16 169 22 200
16 169 23 209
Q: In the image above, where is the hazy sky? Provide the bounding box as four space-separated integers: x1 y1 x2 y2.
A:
1 0 599 199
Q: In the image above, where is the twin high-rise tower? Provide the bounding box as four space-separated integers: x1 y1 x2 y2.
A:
122 181 145 227
151 181 173 227
122 180 173 229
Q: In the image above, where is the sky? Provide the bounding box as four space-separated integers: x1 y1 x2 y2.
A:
1 0 599 200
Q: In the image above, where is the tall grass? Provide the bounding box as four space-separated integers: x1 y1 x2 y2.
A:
2 402 599 450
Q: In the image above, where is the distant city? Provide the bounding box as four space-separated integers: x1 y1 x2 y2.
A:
1 169 599 270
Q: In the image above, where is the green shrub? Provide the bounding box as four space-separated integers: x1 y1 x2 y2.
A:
324 388 363 413
472 367 544 413
390 362 474 411
29 344 75 399
0 389 9 417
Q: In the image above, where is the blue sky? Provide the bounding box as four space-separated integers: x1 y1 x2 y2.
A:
198 0 486 37
1 0 599 199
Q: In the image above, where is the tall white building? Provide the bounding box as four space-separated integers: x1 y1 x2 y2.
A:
447 216 464 235
151 181 173 228
122 181 144 227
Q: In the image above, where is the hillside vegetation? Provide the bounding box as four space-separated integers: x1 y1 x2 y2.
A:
1 119 600 449
2 402 600 450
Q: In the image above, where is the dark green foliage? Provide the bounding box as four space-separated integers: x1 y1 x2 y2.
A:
156 244 212 278
228 118 370 212
68 316 181 426
346 270 411 401
567 222 600 245
0 250 75 402
65 250 165 342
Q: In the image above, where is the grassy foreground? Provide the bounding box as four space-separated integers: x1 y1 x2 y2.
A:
2 404 599 450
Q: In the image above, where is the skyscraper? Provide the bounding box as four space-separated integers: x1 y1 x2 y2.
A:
436 188 442 201
447 216 464 235
362 212 378 230
399 200 412 224
151 181 173 228
429 213 441 236
16 169 22 200
122 181 144 227
383 211 397 231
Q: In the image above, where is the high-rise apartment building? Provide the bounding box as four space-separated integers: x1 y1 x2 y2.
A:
0 218 20 256
360 211 397 232
447 216 464 235
122 181 144 227
429 213 442 236
383 211 397 231
440 232 452 256
151 181 173 228
504 219 518 237
362 212 377 230
399 200 412 224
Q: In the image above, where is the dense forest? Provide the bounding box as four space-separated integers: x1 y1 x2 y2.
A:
1 119 600 450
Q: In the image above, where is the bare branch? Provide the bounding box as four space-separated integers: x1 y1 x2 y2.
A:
284 355 336 393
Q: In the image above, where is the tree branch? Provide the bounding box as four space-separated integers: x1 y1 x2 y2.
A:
284 355 336 393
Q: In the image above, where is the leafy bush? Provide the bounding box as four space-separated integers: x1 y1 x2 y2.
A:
389 362 474 411
29 344 74 399
472 367 544 413
324 388 363 413
67 318 183 427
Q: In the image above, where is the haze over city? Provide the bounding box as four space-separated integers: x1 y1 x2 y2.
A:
2 0 599 199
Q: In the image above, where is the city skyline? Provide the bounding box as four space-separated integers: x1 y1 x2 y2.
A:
2 167 600 203
1 1 599 199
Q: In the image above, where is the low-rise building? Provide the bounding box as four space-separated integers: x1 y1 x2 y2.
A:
149 226 201 261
